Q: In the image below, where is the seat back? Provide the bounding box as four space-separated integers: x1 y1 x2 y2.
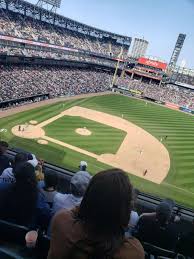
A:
0 248 15 259
0 219 50 258
143 242 177 259
36 234 50 258
0 219 29 246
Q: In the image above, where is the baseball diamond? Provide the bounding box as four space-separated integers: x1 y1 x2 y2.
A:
1 93 194 208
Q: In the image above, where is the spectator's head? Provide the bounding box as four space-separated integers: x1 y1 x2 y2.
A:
0 141 9 155
70 171 91 197
156 201 173 226
13 152 28 169
78 168 133 237
44 169 58 190
79 161 87 171
15 162 37 188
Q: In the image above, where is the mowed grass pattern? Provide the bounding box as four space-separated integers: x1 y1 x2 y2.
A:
44 116 126 155
1 94 194 208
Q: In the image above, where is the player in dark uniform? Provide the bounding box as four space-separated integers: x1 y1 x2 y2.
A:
143 169 148 176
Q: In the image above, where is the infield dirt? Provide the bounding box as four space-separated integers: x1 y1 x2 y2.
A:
12 105 170 184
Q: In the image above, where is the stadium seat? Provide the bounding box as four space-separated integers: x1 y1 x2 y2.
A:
0 220 50 258
36 233 50 259
0 219 29 245
143 242 177 259
0 248 17 259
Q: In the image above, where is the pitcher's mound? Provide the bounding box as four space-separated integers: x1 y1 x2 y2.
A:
75 128 92 136
38 139 48 145
29 120 38 125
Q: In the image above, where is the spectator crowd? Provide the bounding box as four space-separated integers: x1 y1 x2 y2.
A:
0 65 112 102
1 63 194 111
0 10 129 58
116 76 194 109
0 141 193 258
0 45 117 68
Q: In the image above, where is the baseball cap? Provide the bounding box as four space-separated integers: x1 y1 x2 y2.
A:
70 171 92 196
80 161 88 168
27 154 38 168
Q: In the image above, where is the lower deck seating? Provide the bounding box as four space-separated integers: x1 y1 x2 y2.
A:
0 150 193 259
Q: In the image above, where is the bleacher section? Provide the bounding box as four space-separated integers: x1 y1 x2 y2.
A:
0 7 130 58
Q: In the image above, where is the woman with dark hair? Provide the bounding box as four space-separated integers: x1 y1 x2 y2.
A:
48 168 144 259
0 162 51 229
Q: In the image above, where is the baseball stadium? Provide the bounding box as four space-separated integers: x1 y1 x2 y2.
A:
0 0 194 258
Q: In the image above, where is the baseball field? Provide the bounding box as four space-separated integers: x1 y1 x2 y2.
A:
1 93 194 208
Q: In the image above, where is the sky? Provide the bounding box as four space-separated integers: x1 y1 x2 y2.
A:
27 0 194 68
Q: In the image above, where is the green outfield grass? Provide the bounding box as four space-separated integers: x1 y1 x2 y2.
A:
1 94 194 208
44 116 126 155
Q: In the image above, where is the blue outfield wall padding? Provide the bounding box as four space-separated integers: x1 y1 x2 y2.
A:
179 107 193 114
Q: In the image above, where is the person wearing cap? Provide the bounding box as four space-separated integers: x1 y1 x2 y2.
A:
52 170 92 214
135 200 180 250
78 161 88 173
27 153 38 168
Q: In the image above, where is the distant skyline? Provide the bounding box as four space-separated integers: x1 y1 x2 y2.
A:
27 0 194 68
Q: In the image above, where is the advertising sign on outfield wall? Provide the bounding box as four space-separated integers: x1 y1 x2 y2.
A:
129 89 142 95
138 57 167 70
165 102 180 110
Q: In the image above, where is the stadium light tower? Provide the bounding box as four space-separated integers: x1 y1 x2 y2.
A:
169 34 186 67
36 0 61 13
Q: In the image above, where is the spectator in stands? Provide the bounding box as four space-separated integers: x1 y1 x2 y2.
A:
0 162 51 229
78 160 89 173
0 141 12 175
48 168 144 259
34 157 44 182
27 153 38 168
0 152 28 184
135 200 179 251
126 188 140 236
0 65 111 103
52 170 92 214
177 218 194 257
41 169 58 208
0 11 127 58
